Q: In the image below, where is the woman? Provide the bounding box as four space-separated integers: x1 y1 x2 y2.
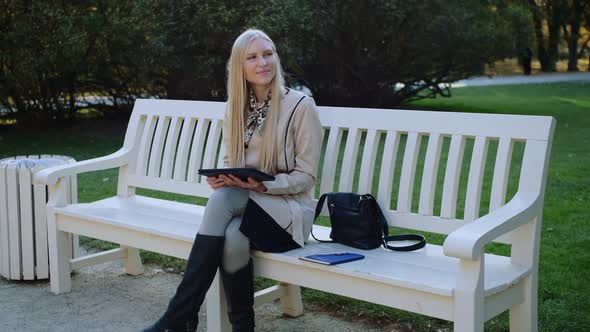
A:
144 29 323 332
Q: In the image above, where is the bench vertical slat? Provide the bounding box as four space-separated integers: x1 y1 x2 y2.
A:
358 129 380 194
33 182 49 279
187 119 210 182
69 172 79 259
418 133 443 216
319 127 343 194
148 116 171 177
376 130 401 211
217 133 226 168
489 137 514 212
136 115 159 176
160 117 183 180
338 128 362 192
173 118 198 181
464 136 489 222
0 163 10 278
7 165 21 279
441 134 466 219
397 132 422 213
200 119 223 182
18 165 35 280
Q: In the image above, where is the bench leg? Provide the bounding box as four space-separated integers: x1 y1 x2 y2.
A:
279 283 304 317
206 270 231 332
122 245 144 275
453 259 484 332
47 212 72 294
509 274 537 332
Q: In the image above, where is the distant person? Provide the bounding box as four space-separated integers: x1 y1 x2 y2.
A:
522 47 532 75
142 28 323 332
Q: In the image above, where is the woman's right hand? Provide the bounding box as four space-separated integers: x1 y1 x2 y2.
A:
206 176 227 190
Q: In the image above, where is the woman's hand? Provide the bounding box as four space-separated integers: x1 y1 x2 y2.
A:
219 174 267 192
206 176 227 190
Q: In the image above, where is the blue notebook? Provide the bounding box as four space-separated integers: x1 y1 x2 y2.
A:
298 252 365 265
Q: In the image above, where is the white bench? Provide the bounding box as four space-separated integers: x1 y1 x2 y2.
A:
35 99 555 332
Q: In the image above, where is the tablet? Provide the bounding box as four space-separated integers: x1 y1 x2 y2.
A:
198 168 276 182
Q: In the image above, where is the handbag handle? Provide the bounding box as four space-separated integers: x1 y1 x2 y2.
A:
311 193 426 251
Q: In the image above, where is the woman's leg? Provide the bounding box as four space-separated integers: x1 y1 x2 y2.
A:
144 188 249 332
221 218 255 332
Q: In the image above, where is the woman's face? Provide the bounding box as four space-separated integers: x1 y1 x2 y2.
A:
243 38 276 91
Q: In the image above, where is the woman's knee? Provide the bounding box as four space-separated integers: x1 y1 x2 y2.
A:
207 187 248 212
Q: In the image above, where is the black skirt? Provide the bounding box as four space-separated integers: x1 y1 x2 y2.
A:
239 198 301 253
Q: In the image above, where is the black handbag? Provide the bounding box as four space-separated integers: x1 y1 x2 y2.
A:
311 192 426 251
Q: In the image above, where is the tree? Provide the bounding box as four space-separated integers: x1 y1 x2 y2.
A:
256 0 530 107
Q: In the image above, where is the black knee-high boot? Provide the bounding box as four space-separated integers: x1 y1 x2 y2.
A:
143 234 225 332
220 259 255 332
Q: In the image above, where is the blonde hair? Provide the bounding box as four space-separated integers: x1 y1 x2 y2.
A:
226 29 286 174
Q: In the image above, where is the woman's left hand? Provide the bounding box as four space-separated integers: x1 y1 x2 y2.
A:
219 174 267 192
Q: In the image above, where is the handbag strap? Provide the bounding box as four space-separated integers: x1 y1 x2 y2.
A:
366 194 426 252
310 193 334 243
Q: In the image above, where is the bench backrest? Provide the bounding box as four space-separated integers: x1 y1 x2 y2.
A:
119 99 555 244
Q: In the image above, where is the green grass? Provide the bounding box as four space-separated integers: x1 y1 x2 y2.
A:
1 82 588 331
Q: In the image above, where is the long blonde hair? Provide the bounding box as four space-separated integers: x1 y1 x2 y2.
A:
226 29 286 174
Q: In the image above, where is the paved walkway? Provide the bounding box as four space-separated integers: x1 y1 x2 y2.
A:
0 252 400 332
451 71 590 87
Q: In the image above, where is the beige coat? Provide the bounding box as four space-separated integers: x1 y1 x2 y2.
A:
223 89 323 247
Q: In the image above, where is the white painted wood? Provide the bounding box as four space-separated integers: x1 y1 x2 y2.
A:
200 119 223 182
217 133 226 169
33 183 49 279
490 138 514 212
122 245 144 275
464 137 489 222
207 271 232 332
18 166 35 280
70 248 127 270
135 115 158 176
319 127 343 194
376 131 400 211
0 164 10 278
39 99 555 331
397 132 422 213
147 116 171 177
160 117 183 180
187 119 209 182
338 128 361 192
357 129 380 194
69 173 80 259
441 134 466 219
173 118 197 181
253 285 285 305
418 133 443 216
279 283 304 317
7 165 21 280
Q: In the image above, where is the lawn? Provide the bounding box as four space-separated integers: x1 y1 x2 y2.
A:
1 82 588 331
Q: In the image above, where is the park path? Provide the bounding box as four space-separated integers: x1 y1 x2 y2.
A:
452 71 590 87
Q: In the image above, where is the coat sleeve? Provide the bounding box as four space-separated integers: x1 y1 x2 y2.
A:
263 97 323 195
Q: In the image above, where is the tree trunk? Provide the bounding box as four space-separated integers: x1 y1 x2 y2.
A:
545 0 562 72
530 0 549 70
566 0 582 72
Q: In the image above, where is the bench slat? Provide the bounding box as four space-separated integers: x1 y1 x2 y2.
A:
338 128 361 192
397 132 422 213
135 115 158 176
173 118 197 181
187 119 209 183
358 129 380 194
418 133 443 216
490 138 513 212
148 116 171 177
376 130 400 211
200 119 223 183
0 165 9 278
319 127 343 194
161 117 183 180
18 166 35 280
33 183 49 279
441 134 466 219
464 136 489 221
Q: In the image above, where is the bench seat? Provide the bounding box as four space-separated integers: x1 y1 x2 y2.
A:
55 196 530 298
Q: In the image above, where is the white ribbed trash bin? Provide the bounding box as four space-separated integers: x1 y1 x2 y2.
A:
0 155 79 280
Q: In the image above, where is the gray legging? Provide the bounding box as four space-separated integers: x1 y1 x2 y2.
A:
198 187 251 274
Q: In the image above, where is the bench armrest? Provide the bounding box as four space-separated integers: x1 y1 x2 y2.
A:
443 191 541 260
34 148 131 186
